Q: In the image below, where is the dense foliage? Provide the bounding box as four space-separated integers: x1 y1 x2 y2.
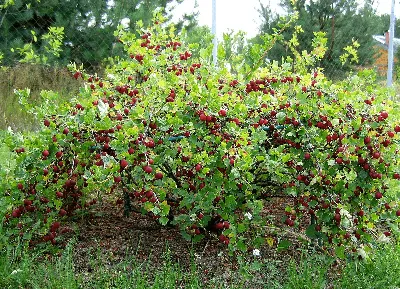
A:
1 12 399 259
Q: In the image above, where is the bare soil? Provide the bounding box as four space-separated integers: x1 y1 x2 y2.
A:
57 197 339 288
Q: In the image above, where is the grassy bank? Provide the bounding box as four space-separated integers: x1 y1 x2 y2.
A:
0 64 82 131
1 241 400 289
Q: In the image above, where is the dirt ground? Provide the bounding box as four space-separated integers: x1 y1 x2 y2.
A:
57 197 338 288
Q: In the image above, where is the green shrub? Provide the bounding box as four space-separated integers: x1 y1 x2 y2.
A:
1 12 399 258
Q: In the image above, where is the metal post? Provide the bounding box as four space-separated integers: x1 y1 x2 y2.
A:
387 0 396 87
212 0 217 66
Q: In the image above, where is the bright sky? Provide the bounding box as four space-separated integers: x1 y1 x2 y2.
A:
172 0 399 39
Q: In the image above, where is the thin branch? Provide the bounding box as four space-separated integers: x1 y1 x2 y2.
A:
160 162 182 188
245 14 297 81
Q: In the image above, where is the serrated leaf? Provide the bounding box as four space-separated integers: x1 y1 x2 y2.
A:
277 239 292 252
181 231 192 241
159 216 169 226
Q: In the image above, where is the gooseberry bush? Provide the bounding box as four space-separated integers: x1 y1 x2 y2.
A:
1 13 400 257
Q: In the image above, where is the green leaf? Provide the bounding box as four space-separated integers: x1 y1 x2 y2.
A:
181 231 192 241
237 223 246 233
159 216 169 226
193 234 205 243
335 246 345 260
306 224 321 239
236 240 247 252
277 239 292 252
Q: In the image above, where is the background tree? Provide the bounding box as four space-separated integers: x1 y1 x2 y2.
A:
252 0 387 79
0 0 197 70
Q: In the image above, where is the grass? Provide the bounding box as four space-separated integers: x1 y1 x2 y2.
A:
0 64 82 131
337 244 400 289
0 241 229 289
1 240 400 289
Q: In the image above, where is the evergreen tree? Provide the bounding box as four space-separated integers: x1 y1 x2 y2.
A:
252 0 387 78
0 0 197 69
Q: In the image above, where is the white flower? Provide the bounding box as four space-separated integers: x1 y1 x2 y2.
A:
11 269 22 275
377 233 391 243
357 247 367 259
244 212 252 220
253 249 260 257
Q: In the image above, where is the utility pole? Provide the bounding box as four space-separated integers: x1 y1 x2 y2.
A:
387 0 396 87
212 0 217 65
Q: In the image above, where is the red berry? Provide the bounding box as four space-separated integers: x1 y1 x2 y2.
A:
335 158 343 164
218 109 227 117
364 136 371 145
42 150 50 157
372 152 380 159
143 165 153 174
50 222 60 232
375 192 383 199
120 159 128 170
195 164 202 172
155 172 163 179
12 208 21 218
73 71 81 79
223 221 230 229
59 209 67 217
